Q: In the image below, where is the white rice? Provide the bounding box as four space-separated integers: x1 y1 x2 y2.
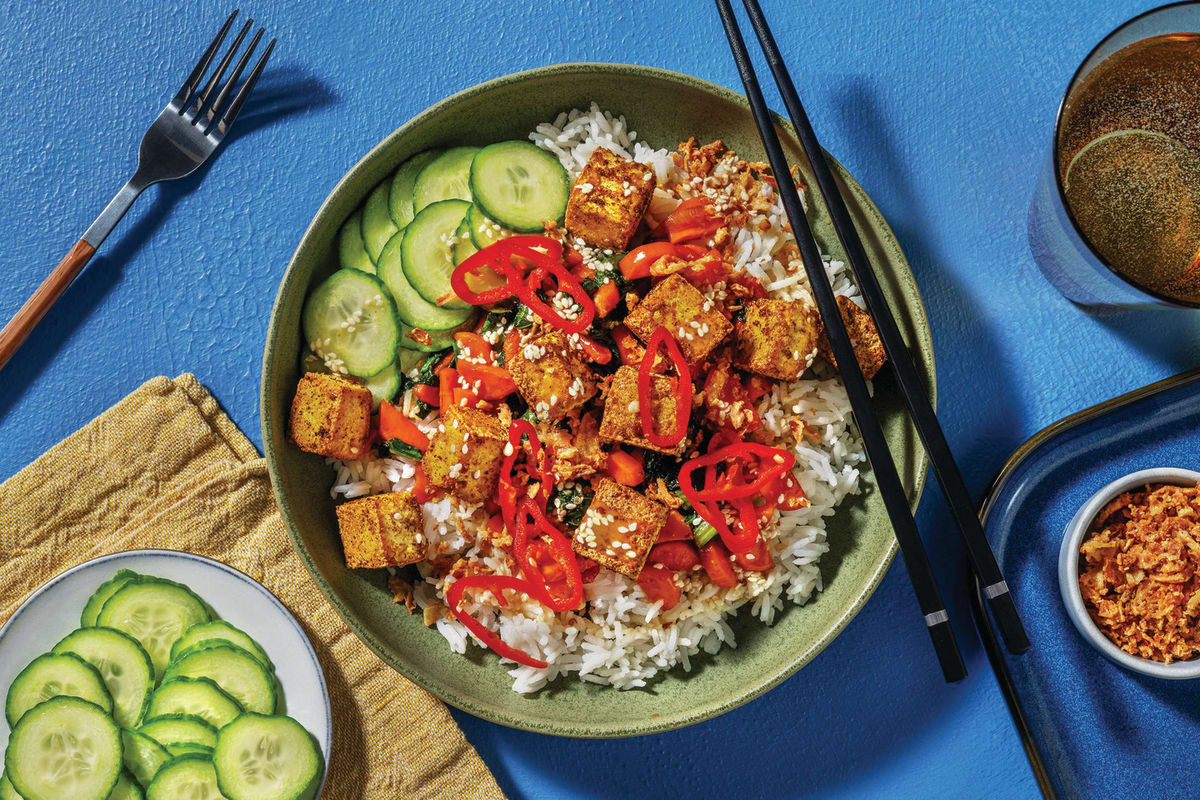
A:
330 104 869 692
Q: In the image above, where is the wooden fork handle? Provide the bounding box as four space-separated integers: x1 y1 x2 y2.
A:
0 239 96 371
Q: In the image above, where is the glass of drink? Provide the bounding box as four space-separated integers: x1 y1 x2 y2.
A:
1029 2 1200 309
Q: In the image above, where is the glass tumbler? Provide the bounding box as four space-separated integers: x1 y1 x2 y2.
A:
1029 2 1200 310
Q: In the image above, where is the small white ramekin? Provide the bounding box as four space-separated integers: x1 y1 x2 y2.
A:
1059 467 1200 680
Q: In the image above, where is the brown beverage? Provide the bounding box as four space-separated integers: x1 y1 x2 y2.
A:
1057 34 1200 304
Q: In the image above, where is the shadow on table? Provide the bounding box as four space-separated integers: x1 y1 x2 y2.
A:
1090 308 1200 373
828 77 1030 661
459 78 1030 799
0 68 335 424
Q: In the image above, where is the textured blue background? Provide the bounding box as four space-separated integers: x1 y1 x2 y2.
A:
2 1 1199 798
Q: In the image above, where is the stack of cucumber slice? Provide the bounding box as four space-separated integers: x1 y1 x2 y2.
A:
307 140 570 409
2 570 323 800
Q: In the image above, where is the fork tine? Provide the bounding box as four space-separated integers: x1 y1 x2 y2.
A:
173 10 238 109
212 38 275 138
202 27 263 132
187 17 253 120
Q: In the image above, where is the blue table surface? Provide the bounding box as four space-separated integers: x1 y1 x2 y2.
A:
3 1 1199 798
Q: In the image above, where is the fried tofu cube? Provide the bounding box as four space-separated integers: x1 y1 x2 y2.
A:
288 372 372 461
817 296 888 380
564 147 656 250
423 405 507 504
505 329 598 423
599 365 689 456
733 298 821 381
335 491 427 569
623 273 732 363
571 478 668 578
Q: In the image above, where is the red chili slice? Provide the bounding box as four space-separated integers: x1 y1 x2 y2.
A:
449 236 597 336
512 497 583 613
498 419 550 534
445 575 549 669
637 326 691 449
677 443 795 504
513 255 596 335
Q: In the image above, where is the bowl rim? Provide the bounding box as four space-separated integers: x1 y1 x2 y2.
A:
1058 467 1200 679
260 61 936 736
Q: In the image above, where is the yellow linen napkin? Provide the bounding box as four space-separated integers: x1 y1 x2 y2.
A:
0 374 505 800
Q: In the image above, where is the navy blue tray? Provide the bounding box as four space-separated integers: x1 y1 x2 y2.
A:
972 369 1200 800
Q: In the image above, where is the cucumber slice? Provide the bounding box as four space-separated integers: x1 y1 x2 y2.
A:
213 714 322 800
360 179 399 263
466 204 514 249
52 627 153 728
337 210 375 274
413 146 479 211
470 140 569 232
121 730 170 789
452 218 479 265
161 645 276 716
164 743 213 758
0 773 22 800
401 199 473 309
139 714 218 752
5 697 121 800
376 232 474 330
82 570 140 628
170 622 273 673
145 678 242 730
359 362 400 410
301 269 402 379
397 348 426 374
398 317 475 353
147 755 225 800
109 771 145 800
5 653 112 726
96 578 212 681
389 150 441 228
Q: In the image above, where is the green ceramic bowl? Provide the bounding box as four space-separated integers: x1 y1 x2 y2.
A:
261 63 934 737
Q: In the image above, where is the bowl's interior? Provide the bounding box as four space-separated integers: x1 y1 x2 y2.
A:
261 64 935 736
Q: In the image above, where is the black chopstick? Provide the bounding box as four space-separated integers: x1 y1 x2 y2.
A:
715 0 966 683
736 0 1030 656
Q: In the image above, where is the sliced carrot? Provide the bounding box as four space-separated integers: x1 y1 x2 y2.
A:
648 541 700 571
661 197 723 244
454 331 493 363
734 538 774 573
413 464 434 502
619 242 677 281
379 401 430 451
606 448 645 486
458 361 516 401
593 280 620 317
438 367 457 412
575 332 613 365
611 325 643 366
659 510 694 542
698 540 739 587
412 383 440 406
636 564 682 610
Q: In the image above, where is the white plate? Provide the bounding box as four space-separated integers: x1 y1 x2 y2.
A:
0 549 331 794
